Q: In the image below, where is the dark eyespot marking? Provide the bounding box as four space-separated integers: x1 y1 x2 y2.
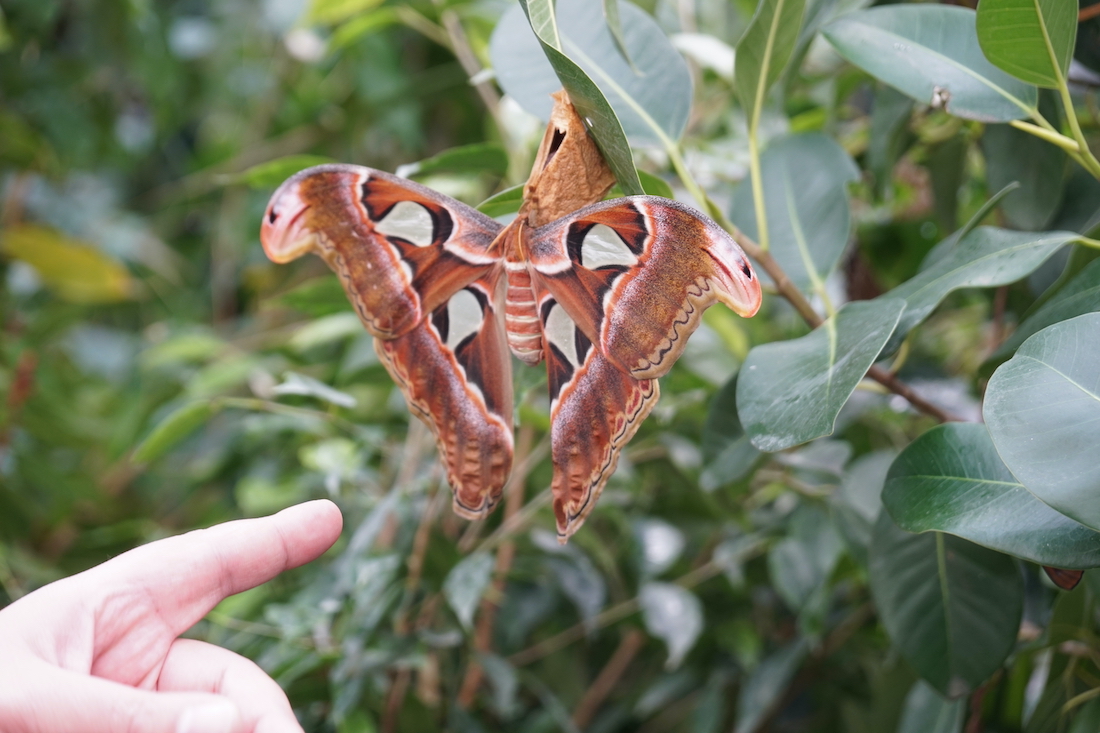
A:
741 262 753 279
268 208 278 224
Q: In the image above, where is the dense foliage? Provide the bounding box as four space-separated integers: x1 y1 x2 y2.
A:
2 0 1100 731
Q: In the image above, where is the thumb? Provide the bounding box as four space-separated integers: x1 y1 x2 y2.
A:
22 666 244 733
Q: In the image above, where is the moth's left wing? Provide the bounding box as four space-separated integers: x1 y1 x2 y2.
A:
526 196 762 379
377 270 514 518
536 288 659 541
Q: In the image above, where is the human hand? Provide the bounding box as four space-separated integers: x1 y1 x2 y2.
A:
0 500 343 733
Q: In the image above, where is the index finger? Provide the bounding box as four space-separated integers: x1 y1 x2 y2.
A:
82 500 343 635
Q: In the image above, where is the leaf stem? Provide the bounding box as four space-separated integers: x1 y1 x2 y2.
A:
1009 119 1080 153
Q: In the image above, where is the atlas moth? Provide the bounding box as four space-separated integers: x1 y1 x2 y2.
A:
261 91 762 542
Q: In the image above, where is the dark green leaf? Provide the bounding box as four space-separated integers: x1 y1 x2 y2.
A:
734 0 808 123
869 514 1022 697
396 142 508 179
881 227 1077 354
831 450 894 565
883 423 1100 568
279 276 353 317
444 551 495 631
982 122 1067 230
985 313 1100 531
768 505 843 610
976 0 1078 88
868 85 914 195
734 639 810 733
730 133 860 293
897 681 965 733
132 400 220 463
602 0 637 72
823 5 1038 122
738 299 905 452
700 374 761 490
1050 167 1100 235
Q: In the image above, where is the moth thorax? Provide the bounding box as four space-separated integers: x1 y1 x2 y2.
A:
503 266 544 365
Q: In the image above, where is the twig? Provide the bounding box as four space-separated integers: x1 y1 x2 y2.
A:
438 8 501 124
725 221 963 423
395 480 444 635
510 561 722 667
572 629 647 729
458 423 537 707
383 668 412 733
1082 4 1100 26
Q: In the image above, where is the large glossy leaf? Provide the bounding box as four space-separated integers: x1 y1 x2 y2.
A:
881 227 1077 354
738 299 905 452
883 423 1100 568
734 0 808 123
993 258 1100 362
897 681 965 733
982 122 1067 230
491 0 690 192
395 143 508 179
985 313 1100 531
976 0 1077 88
869 514 1023 697
823 5 1038 122
730 133 860 293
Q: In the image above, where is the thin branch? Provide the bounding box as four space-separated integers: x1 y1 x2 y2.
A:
383 668 412 733
572 629 647 729
722 219 963 423
458 423 537 707
1083 3 1100 22
438 8 502 125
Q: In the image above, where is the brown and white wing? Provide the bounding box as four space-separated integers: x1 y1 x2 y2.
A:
261 164 503 338
536 289 658 542
377 271 514 518
525 196 762 379
261 164 512 516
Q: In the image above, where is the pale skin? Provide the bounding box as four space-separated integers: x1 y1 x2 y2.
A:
0 500 343 733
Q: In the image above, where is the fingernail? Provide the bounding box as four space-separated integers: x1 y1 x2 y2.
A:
177 700 240 733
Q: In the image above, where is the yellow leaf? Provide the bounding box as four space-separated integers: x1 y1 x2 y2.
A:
1 224 135 303
307 0 385 25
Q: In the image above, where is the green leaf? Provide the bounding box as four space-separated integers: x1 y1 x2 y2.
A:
700 374 761 491
477 184 525 218
1050 167 1100 235
492 0 694 193
985 313 1100 531
734 0 808 124
637 170 674 199
823 5 1038 122
330 8 399 50
897 681 966 733
738 299 905 452
982 121 1067 230
831 450 894 566
1 224 135 303
132 400 220 463
992 258 1100 363
768 505 843 611
602 0 637 72
306 0 384 25
880 227 1077 354
868 85 914 196
975 0 1077 88
395 142 508 180
883 423 1100 568
729 133 860 293
279 275 353 317
869 513 1023 697
444 551 495 631
639 582 703 669
232 155 335 189
734 639 810 733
